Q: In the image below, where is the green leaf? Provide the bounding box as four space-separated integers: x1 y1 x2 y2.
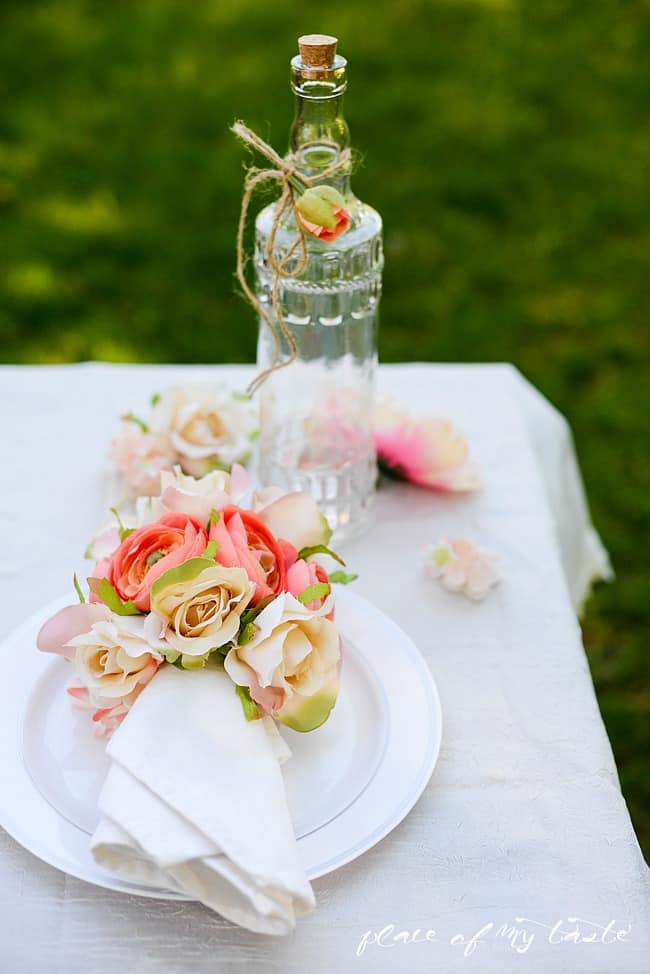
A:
207 509 221 530
297 544 345 566
180 653 208 670
202 539 219 559
110 506 135 542
73 573 85 603
205 457 230 473
205 651 227 669
150 554 219 601
320 513 333 547
231 390 251 402
150 393 160 407
121 411 149 434
297 582 331 605
329 570 359 585
235 684 260 721
239 594 275 631
87 577 141 615
238 621 259 646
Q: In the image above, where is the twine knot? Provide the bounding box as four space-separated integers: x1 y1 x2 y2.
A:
231 121 352 396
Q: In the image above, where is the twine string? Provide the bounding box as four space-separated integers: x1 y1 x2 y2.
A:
231 121 351 396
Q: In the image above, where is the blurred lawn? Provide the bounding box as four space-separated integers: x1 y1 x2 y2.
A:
1 0 648 855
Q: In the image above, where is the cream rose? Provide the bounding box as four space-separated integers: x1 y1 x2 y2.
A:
224 592 341 732
150 561 255 659
135 464 250 527
65 614 165 699
150 385 258 476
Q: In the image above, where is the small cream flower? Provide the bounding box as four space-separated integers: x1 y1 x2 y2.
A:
424 539 499 601
150 385 258 476
150 562 255 659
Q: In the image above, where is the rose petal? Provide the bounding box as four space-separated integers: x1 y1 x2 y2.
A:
257 492 332 550
37 604 111 656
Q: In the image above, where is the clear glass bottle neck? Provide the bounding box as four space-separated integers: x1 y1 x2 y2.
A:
289 54 351 196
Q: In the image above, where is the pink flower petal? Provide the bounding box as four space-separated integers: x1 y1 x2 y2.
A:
37 603 110 656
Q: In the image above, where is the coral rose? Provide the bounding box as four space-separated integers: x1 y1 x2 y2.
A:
210 506 286 605
102 512 208 612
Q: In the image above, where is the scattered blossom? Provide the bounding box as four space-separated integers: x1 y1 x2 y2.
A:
424 539 499 601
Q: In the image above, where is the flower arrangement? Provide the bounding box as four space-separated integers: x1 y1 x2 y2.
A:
38 466 353 738
109 384 258 496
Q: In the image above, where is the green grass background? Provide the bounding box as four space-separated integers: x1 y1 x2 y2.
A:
1 0 648 855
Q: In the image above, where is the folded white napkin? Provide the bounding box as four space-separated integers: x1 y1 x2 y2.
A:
91 665 315 934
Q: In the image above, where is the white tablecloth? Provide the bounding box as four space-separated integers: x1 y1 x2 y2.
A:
0 362 647 974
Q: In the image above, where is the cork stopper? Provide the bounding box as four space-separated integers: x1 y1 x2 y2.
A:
298 34 338 69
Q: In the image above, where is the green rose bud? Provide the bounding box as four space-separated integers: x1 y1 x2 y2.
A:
295 184 347 229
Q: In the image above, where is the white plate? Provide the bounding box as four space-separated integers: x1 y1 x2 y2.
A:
0 588 441 897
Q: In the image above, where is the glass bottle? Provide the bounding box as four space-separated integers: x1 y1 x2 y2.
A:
254 33 383 542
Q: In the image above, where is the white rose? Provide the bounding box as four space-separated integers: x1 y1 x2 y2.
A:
225 592 341 732
149 561 255 660
66 612 165 699
150 384 258 476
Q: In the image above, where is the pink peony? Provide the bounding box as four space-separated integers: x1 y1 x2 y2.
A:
373 397 481 492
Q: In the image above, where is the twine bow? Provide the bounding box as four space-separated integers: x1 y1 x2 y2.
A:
231 121 352 396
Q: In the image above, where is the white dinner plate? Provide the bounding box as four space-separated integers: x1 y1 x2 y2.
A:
0 587 441 897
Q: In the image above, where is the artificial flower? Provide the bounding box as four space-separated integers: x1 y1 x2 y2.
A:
224 592 341 732
149 560 254 660
96 511 208 612
38 604 165 736
150 384 258 477
67 614 164 698
295 185 351 243
424 539 499 601
136 465 249 527
108 422 171 496
373 396 481 491
210 506 287 605
286 558 331 612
